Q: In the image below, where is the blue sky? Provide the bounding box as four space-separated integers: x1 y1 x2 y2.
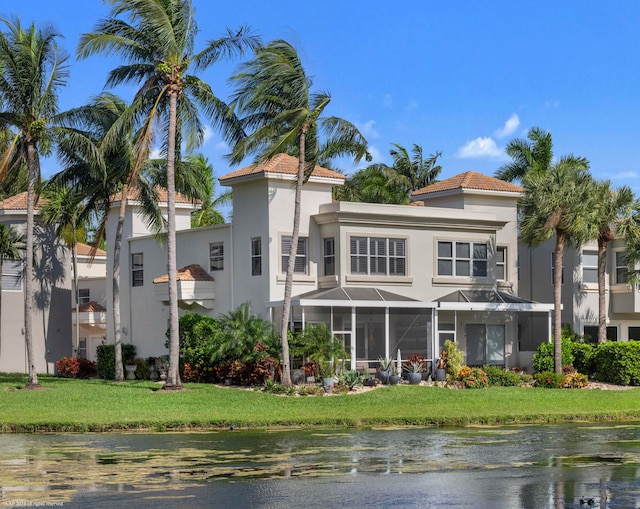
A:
7 1 640 194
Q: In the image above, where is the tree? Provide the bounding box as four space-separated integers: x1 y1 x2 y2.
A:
78 0 260 389
334 143 441 205
229 40 369 385
495 127 554 183
0 224 24 358
587 182 637 343
39 183 87 358
519 163 594 374
0 19 69 387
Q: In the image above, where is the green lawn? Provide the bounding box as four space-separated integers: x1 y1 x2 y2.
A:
2 374 640 432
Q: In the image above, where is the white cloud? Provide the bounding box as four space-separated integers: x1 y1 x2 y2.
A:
367 144 384 163
405 100 419 112
359 120 380 139
456 137 504 159
605 170 638 180
543 100 560 109
494 114 520 139
203 125 214 144
150 148 162 159
382 94 392 108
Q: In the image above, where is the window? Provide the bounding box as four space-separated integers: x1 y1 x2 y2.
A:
281 236 308 274
78 288 90 305
496 246 507 280
323 238 335 276
583 325 618 343
582 250 598 283
131 253 143 287
209 242 224 271
2 260 22 291
629 326 640 341
437 241 487 277
350 237 406 276
251 237 262 276
615 251 628 284
551 252 564 284
78 338 87 359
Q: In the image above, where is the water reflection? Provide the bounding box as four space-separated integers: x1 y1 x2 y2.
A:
0 424 639 508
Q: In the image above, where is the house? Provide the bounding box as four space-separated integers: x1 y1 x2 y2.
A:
112 154 555 372
0 192 72 373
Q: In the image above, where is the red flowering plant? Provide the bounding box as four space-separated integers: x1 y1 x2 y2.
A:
458 365 488 388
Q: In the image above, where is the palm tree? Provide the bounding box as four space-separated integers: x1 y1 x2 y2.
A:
0 224 24 359
388 143 442 191
229 40 369 385
0 19 69 387
587 182 637 343
519 163 594 374
39 183 87 358
495 127 554 183
333 164 409 204
78 0 260 389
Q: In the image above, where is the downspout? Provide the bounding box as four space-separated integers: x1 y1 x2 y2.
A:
229 223 234 310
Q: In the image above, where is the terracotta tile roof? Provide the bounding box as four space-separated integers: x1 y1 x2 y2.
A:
412 171 523 196
110 186 195 204
219 153 346 182
0 192 48 210
76 242 106 257
153 264 214 284
74 301 106 313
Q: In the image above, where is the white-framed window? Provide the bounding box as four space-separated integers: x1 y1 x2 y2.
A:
281 236 308 274
78 288 90 305
551 252 564 284
323 237 335 276
131 253 143 287
496 246 507 281
615 251 628 284
1 260 22 291
251 237 262 276
583 325 618 343
437 241 487 277
350 236 406 276
582 249 598 284
209 242 224 271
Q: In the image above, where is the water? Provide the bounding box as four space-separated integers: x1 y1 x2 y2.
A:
1 424 639 508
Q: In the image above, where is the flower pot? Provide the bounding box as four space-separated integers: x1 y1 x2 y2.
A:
436 368 446 381
322 377 335 394
389 375 401 385
378 370 391 385
125 364 136 380
407 372 422 385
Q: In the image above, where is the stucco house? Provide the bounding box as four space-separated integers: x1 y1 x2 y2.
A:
108 154 555 372
0 192 72 373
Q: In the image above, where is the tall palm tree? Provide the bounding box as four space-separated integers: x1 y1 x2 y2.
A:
587 182 637 343
184 154 231 227
519 162 594 374
495 127 554 183
0 224 24 359
78 0 260 389
39 183 87 358
388 143 442 191
229 40 369 385
333 164 409 204
0 19 69 387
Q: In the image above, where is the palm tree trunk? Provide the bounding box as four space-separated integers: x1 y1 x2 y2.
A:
553 232 565 375
25 141 39 387
279 128 308 387
165 89 182 390
112 185 128 382
597 237 607 344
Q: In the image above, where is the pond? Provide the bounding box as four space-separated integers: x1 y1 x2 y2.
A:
1 423 639 508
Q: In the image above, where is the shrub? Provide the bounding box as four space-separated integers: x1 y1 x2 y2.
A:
532 336 574 374
444 339 464 381
77 358 97 379
534 371 564 388
339 370 364 390
96 344 136 380
483 365 525 386
592 341 640 385
56 357 79 378
134 358 151 380
571 341 596 376
458 366 488 388
563 372 589 388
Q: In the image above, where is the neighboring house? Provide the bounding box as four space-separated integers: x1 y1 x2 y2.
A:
72 242 107 361
520 238 640 343
112 154 555 372
0 192 72 374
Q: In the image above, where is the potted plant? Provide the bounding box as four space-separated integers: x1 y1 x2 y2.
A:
377 356 393 384
435 350 447 381
318 360 335 394
125 360 137 380
404 361 423 385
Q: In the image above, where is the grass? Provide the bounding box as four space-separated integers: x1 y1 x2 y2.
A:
2 374 640 432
